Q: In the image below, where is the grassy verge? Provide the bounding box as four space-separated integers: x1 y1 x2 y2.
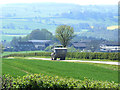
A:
18 56 119 62
2 51 45 57
9 56 118 62
2 58 118 83
66 57 119 62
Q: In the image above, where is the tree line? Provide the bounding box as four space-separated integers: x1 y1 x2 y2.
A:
11 28 56 47
11 25 74 48
9 25 109 52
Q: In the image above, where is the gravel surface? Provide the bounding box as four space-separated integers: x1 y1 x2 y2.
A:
27 57 119 65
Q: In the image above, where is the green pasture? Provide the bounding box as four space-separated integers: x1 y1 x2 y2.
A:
2 19 56 32
2 51 44 57
2 58 118 83
2 35 27 42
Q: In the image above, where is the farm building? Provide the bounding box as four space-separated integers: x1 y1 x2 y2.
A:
28 40 51 50
14 40 51 51
15 42 36 51
100 43 120 52
72 42 87 50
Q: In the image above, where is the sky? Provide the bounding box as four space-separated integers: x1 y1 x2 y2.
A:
0 0 119 5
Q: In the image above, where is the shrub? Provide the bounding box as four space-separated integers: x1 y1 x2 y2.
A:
1 74 119 89
66 52 119 60
2 52 119 61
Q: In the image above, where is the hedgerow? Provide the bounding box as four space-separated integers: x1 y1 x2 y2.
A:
66 52 119 60
2 52 119 60
1 74 119 89
2 52 51 58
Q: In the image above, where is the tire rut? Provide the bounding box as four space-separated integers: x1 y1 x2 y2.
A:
2 62 30 74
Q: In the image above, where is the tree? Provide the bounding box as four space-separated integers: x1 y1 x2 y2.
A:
67 46 77 52
0 44 4 53
11 37 19 47
45 46 53 52
29 29 41 40
55 25 74 47
41 29 53 40
28 29 54 40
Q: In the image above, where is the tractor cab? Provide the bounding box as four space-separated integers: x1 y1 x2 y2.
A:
51 45 67 60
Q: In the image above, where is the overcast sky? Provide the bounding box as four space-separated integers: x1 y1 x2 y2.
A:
0 0 119 5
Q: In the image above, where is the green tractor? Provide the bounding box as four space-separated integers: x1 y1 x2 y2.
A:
51 45 67 60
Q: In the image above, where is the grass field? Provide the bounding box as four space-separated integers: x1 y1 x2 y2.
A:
2 58 118 83
2 35 27 42
2 51 44 56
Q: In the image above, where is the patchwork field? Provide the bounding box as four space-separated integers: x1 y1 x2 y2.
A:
2 58 118 83
107 25 119 30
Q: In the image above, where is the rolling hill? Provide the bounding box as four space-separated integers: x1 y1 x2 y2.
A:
0 3 118 41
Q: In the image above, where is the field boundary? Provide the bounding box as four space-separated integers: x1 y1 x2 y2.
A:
2 52 119 61
26 57 119 65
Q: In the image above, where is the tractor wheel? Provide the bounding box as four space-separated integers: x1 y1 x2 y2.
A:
53 57 57 60
63 57 65 60
60 57 65 60
51 57 53 60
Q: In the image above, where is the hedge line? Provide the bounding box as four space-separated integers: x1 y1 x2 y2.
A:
2 52 120 60
2 74 119 89
2 52 51 57
66 52 119 60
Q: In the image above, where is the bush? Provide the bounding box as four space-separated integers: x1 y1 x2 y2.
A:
2 52 51 58
66 52 119 60
1 74 119 89
2 52 119 61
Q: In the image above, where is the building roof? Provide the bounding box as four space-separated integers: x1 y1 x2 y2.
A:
101 42 120 46
72 42 86 48
54 48 67 50
18 42 33 44
101 41 120 46
28 40 51 43
80 40 91 43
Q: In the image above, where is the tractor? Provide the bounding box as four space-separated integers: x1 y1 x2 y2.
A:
51 45 67 60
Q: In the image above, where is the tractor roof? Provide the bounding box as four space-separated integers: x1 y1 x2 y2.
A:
54 48 67 49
